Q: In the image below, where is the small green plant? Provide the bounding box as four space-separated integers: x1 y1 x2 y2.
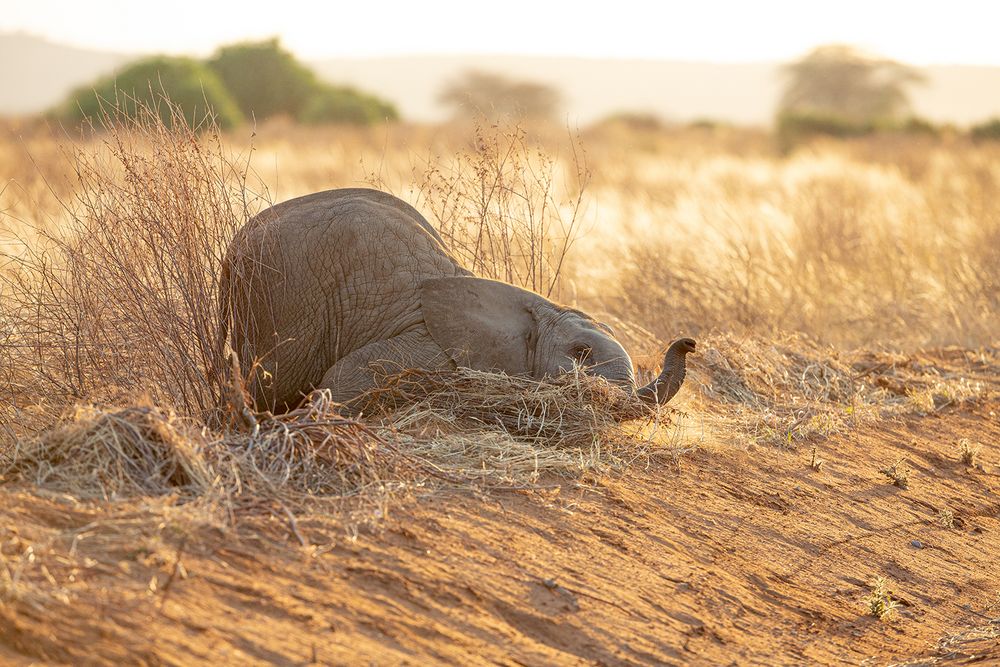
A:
879 459 910 488
937 509 955 528
958 439 980 467
865 576 900 620
809 447 825 471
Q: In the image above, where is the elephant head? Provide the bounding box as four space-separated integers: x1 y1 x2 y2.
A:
420 277 695 405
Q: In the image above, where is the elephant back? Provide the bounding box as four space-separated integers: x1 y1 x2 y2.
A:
222 188 465 411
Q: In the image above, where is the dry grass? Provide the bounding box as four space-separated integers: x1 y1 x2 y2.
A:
1 393 402 505
359 366 670 484
592 136 1000 349
1 103 998 515
1 96 267 434
691 332 996 448
367 121 589 300
0 371 670 505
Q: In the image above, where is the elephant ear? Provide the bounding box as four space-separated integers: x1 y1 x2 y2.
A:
420 277 539 375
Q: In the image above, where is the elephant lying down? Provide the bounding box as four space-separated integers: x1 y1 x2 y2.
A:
219 188 695 414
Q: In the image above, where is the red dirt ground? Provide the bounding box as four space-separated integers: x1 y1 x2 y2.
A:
1 401 998 665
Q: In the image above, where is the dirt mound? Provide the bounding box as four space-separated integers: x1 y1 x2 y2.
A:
1 344 998 665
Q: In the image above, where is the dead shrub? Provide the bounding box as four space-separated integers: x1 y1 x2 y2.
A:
0 94 267 437
371 122 590 301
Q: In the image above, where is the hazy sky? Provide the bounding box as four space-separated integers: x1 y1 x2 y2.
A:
2 0 998 65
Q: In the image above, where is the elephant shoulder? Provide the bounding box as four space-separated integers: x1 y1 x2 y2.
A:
246 188 445 245
336 188 445 244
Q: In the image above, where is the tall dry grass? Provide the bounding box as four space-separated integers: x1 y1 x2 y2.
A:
7 118 998 360
359 122 589 300
1 100 267 432
575 131 1000 350
1 107 998 508
0 107 652 507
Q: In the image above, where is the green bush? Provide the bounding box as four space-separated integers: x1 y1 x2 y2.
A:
593 112 666 131
54 56 244 129
299 85 399 125
206 38 317 120
776 111 875 152
898 116 941 137
688 118 728 131
970 118 1000 142
52 39 400 130
776 111 945 151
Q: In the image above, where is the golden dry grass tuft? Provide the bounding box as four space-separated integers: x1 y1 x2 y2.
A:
691 332 996 448
360 366 670 484
1 393 403 506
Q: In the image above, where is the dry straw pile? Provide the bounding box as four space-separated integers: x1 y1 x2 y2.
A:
695 332 996 447
1 371 670 505
1 394 401 505
361 367 667 484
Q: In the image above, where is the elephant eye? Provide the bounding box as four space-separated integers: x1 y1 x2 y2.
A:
573 345 592 363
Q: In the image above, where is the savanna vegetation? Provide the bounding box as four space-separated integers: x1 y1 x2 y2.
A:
0 91 997 663
50 39 398 129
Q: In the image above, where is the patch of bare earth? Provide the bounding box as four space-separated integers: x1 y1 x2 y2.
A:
1 348 999 665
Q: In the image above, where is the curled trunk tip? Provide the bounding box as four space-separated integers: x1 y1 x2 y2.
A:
637 338 696 405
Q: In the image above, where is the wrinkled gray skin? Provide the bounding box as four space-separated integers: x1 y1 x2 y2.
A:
220 188 695 413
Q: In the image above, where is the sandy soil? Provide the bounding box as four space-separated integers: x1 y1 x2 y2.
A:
1 384 998 665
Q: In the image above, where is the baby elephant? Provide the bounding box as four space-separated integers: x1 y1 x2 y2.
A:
219 188 695 413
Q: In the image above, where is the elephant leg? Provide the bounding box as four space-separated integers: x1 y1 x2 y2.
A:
315 329 452 409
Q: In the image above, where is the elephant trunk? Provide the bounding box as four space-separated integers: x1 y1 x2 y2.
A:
636 338 697 405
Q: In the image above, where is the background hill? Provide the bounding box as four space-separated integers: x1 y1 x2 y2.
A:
0 32 132 114
5 32 1000 125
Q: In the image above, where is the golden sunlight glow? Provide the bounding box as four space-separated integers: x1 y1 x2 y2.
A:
2 0 999 64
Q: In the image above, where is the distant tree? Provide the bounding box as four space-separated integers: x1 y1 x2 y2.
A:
206 38 317 120
593 111 667 131
299 85 399 125
438 70 561 121
970 117 1000 142
208 38 399 126
54 56 243 129
779 45 924 122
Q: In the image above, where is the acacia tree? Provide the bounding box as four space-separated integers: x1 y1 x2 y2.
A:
438 70 561 121
779 45 924 121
